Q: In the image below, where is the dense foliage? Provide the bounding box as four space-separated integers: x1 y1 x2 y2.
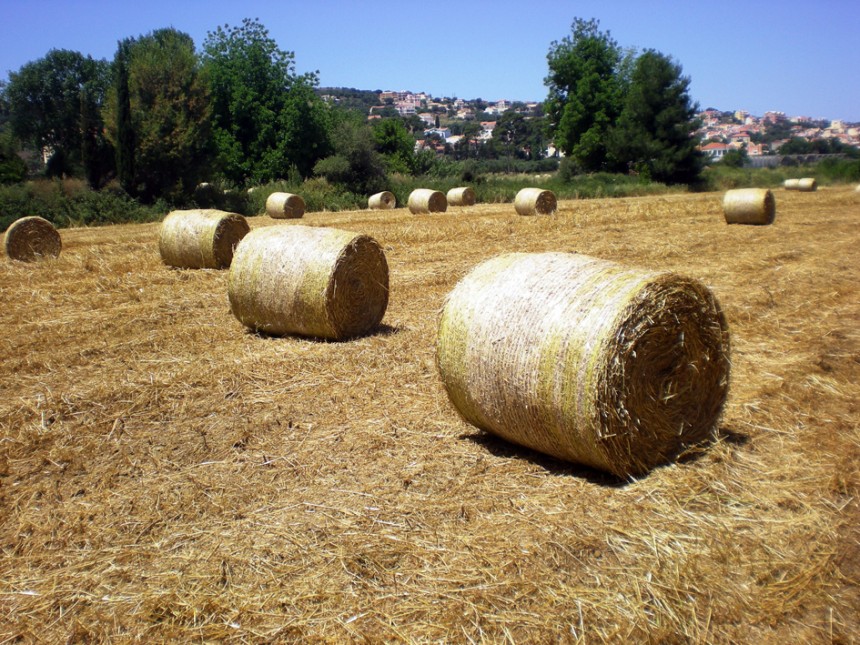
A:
105 29 213 202
201 18 330 186
5 49 111 184
545 19 703 184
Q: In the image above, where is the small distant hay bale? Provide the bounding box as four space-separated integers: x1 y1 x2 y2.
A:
436 252 731 477
447 187 476 206
797 177 817 192
408 189 447 214
159 209 250 269
514 187 557 216
228 225 389 340
722 188 776 225
266 192 305 219
4 216 61 262
783 178 800 190
368 191 396 210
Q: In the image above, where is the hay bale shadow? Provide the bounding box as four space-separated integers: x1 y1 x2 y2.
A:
460 430 627 487
247 322 401 342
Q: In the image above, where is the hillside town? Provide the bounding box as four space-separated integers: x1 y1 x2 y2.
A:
322 88 860 160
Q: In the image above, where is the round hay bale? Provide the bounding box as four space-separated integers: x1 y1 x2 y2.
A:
855 184 860 192
783 178 800 190
797 177 817 192
368 191 396 210
436 252 731 477
4 216 61 262
228 225 389 340
159 209 250 269
266 192 305 219
408 189 447 214
447 186 476 206
514 187 557 216
722 188 776 225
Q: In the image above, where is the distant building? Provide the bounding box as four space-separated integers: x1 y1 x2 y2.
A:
701 142 730 160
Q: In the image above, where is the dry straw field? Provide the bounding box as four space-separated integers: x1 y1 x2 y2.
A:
1 187 858 643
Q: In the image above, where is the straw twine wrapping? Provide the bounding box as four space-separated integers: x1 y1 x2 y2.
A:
797 177 817 192
159 209 250 269
722 188 776 225
4 216 62 262
436 252 731 477
408 189 447 214
228 225 389 340
514 187 557 216
368 191 396 210
447 186 476 206
266 192 306 219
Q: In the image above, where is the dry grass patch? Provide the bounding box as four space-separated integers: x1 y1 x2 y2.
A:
1 189 858 642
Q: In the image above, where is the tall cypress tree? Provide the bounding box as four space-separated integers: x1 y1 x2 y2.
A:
114 39 135 194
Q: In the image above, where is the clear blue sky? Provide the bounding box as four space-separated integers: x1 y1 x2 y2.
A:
2 0 859 121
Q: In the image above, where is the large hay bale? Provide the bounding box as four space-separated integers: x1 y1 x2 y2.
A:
447 186 476 206
514 187 557 216
159 209 249 269
266 192 305 219
797 177 817 192
783 178 800 190
722 188 776 225
436 252 731 477
228 225 389 340
4 216 62 262
408 189 447 214
368 191 396 210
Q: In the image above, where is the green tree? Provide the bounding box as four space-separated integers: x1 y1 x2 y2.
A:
6 49 111 182
545 18 623 172
202 18 320 185
492 111 546 160
607 50 703 184
719 147 748 168
280 79 333 178
314 111 386 194
113 39 136 193
372 118 415 173
105 29 212 201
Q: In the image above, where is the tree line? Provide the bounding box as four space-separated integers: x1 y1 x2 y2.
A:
1 16 706 202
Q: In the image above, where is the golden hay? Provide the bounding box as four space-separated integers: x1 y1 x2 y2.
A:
436 252 731 477
722 188 776 225
266 192 306 219
368 191 396 210
228 225 389 340
3 216 62 262
446 186 476 206
408 188 447 214
797 177 818 192
784 179 801 190
158 209 250 269
514 187 557 215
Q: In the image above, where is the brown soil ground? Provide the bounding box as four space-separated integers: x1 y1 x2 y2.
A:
1 188 858 643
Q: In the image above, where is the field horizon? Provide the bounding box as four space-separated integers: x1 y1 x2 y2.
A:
2 188 858 642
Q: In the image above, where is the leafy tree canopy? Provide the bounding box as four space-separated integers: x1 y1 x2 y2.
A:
202 18 321 185
607 50 703 184
6 49 110 179
104 28 212 201
545 18 623 171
